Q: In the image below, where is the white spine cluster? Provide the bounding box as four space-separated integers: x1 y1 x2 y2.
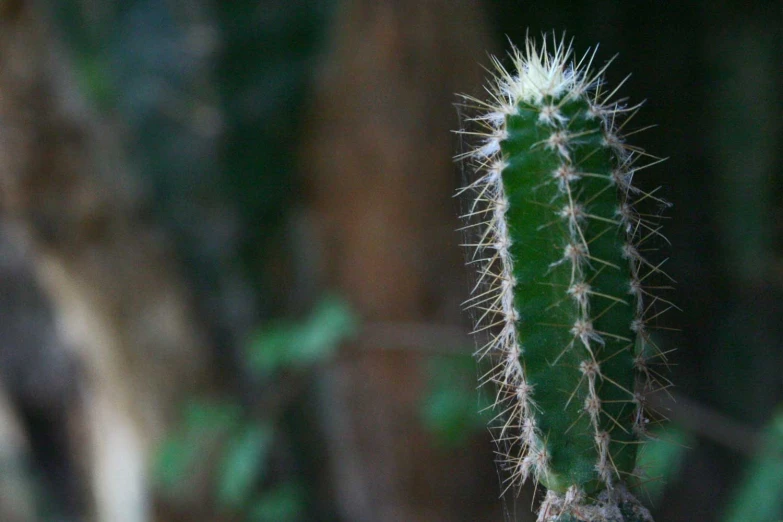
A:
457 34 673 509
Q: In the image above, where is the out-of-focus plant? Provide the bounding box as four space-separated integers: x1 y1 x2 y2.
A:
48 1 338 519
155 295 356 521
634 425 691 503
246 296 357 378
722 409 783 522
421 355 490 448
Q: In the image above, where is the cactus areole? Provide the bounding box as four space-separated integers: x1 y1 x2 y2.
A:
458 35 670 521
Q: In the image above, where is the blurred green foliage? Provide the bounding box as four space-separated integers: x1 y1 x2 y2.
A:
50 0 335 326
422 355 490 447
155 295 355 520
723 410 783 522
635 426 692 503
217 422 275 509
248 482 306 522
156 399 243 493
246 296 358 377
51 2 338 516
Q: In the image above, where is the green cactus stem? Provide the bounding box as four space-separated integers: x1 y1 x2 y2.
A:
457 35 671 521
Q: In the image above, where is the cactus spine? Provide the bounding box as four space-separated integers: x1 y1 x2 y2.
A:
458 35 671 521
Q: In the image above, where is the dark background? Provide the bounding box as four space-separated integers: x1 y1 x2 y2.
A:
0 1 781 521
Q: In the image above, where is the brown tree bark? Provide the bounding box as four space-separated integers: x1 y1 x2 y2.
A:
304 1 509 520
0 2 211 520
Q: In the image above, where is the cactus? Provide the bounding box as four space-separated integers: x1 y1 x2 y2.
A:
458 35 672 522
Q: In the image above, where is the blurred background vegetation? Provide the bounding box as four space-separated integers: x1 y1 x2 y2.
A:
0 1 780 521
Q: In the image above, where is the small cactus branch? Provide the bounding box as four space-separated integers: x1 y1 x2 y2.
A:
458 34 670 521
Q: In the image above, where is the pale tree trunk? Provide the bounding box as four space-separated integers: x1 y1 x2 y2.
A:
305 1 507 521
0 2 211 521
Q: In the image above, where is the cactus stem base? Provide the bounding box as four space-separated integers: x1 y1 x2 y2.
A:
538 484 654 522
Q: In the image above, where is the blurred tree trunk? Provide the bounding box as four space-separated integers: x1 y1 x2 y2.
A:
0 226 86 520
0 2 212 521
305 1 512 521
0 379 35 522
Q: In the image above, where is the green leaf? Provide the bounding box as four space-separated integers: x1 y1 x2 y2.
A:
246 320 303 376
421 355 488 447
290 294 358 365
634 424 691 502
723 409 783 522
184 399 243 433
246 294 357 376
217 422 274 509
155 399 242 492
248 482 305 522
156 437 200 490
